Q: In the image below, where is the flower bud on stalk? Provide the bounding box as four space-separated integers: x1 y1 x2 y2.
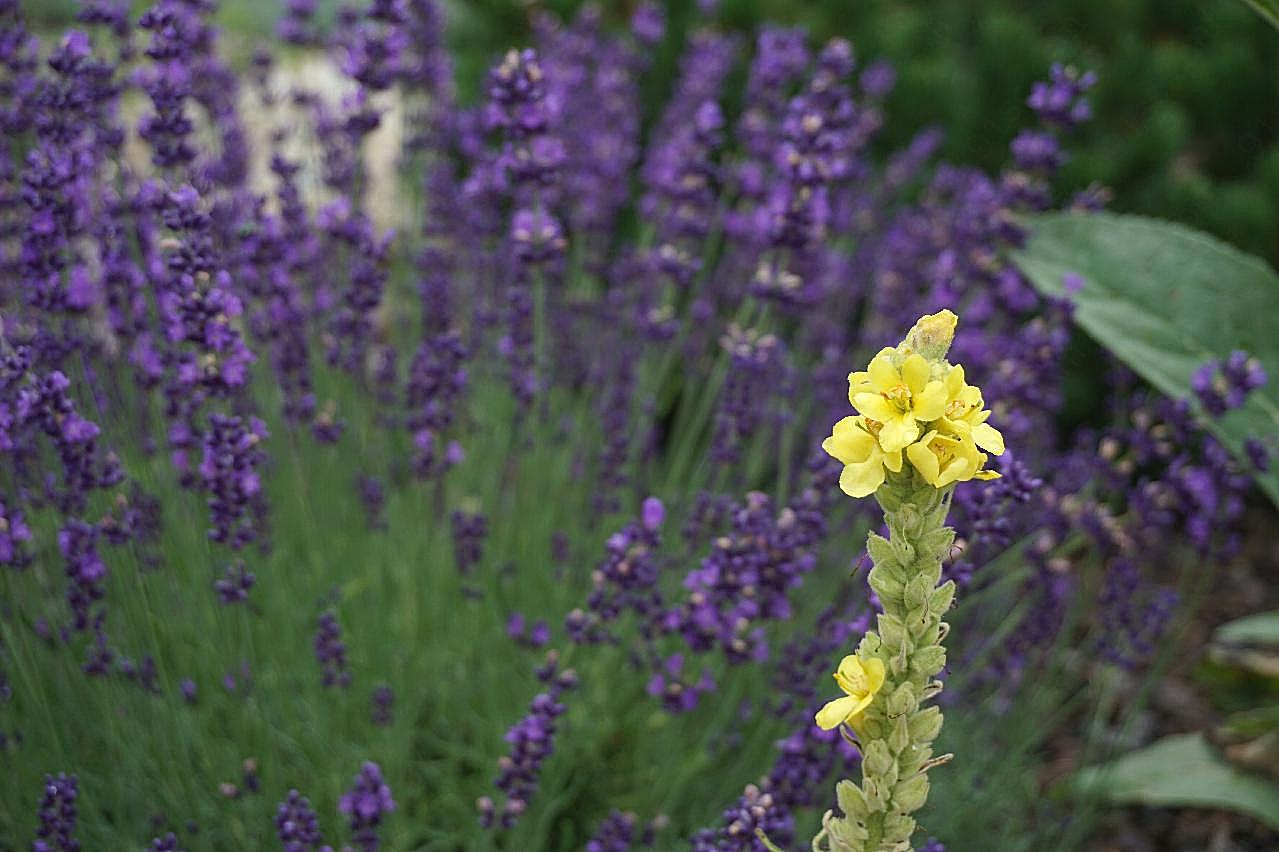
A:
807 312 1005 851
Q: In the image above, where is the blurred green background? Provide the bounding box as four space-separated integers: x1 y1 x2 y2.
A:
25 0 1279 263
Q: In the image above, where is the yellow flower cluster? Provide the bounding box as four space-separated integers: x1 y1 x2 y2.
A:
822 311 1004 498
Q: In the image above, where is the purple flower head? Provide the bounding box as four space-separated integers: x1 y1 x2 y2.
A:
149 833 183 851
510 206 566 264
339 762 395 851
278 0 322 47
666 489 825 664
314 610 352 689
630 2 665 45
406 329 468 479
214 560 255 604
645 653 715 713
276 789 325 851
33 773 80 852
451 505 487 575
641 497 665 532
1193 351 1267 417
860 58 896 99
371 684 394 726
0 500 33 568
357 474 387 531
198 414 268 549
587 810 637 852
486 662 577 829
1027 63 1096 128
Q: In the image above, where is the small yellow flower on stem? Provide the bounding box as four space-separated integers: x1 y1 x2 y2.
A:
822 416 903 498
815 654 886 733
848 349 948 453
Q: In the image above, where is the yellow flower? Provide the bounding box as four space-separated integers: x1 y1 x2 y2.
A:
815 654 886 732
822 416 903 498
939 365 1005 456
906 426 1001 487
848 349 948 453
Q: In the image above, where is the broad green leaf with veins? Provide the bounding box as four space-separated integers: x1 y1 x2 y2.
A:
1013 211 1279 508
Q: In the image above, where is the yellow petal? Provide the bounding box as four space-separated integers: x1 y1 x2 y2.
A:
901 353 931 395
867 351 898 391
973 469 1002 480
877 416 918 454
945 364 966 397
852 393 897 424
936 454 973 487
861 656 886 693
972 422 1005 455
883 447 903 473
839 457 886 498
847 371 870 404
815 695 862 730
835 654 866 687
907 437 940 484
822 417 874 464
913 380 949 422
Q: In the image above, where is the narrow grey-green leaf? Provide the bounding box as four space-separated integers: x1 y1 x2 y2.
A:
1013 212 1279 508
1075 733 1279 830
1216 611 1279 647
1241 0 1279 30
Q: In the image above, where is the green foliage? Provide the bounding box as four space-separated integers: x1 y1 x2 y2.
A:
1241 0 1279 30
729 0 1279 264
1075 733 1279 830
1013 211 1279 507
1217 611 1279 646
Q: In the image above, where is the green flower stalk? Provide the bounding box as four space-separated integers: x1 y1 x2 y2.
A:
811 311 1005 852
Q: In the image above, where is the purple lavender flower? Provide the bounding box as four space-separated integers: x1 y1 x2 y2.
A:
342 0 408 92
149 833 183 851
0 499 33 568
33 773 80 852
339 762 395 851
214 560 255 604
691 784 792 852
1027 63 1096 128
665 489 825 664
198 414 268 549
314 611 352 689
581 498 665 633
371 684 394 726
319 200 393 376
710 327 791 466
406 328 468 479
278 0 322 47
587 809 637 852
1192 350 1267 417
645 653 715 713
276 789 325 851
484 664 577 830
357 474 387 531
451 506 487 575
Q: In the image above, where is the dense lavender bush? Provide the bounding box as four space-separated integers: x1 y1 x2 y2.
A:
0 0 1269 849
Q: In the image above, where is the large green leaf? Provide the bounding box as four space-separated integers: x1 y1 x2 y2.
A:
1075 733 1279 829
1241 0 1279 30
1217 612 1279 647
1013 212 1279 507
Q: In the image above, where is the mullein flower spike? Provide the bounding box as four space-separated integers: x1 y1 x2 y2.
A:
813 311 1005 852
